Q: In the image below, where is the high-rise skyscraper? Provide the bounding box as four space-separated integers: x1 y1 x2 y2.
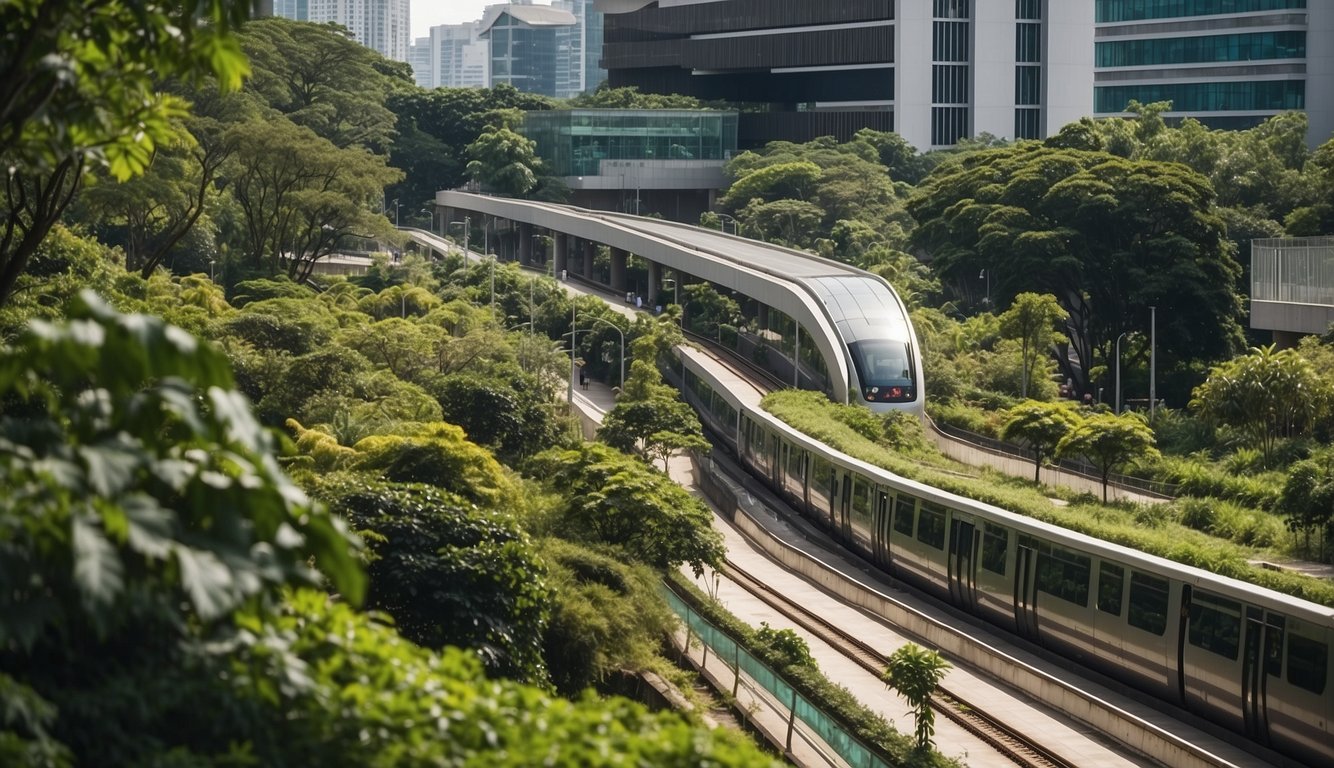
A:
408 22 490 89
553 0 606 98
270 0 411 62
478 3 577 97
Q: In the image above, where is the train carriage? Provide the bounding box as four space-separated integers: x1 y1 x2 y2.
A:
680 357 1334 767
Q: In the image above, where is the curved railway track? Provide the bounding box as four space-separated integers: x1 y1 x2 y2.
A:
720 557 1079 768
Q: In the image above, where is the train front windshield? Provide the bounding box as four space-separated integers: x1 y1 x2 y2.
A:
849 340 917 403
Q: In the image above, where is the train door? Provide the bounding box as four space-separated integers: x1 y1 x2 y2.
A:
1014 538 1039 640
874 489 893 568
948 515 978 611
837 472 852 544
1242 609 1282 747
1177 585 1191 705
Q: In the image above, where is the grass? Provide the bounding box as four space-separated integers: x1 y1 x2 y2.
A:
762 391 1334 608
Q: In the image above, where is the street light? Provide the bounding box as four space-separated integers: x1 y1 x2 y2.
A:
1149 306 1157 420
1114 331 1128 415
391 198 400 227
978 269 991 308
448 216 471 254
578 313 626 389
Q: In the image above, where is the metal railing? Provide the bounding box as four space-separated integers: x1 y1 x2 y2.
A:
929 418 1178 499
1252 237 1334 306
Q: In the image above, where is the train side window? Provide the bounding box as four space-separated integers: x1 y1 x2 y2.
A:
1188 590 1241 660
1097 562 1124 616
893 495 916 536
809 456 833 515
981 523 1008 574
852 477 872 524
916 502 945 550
1264 616 1285 677
1127 572 1169 636
1287 633 1328 694
1036 544 1090 606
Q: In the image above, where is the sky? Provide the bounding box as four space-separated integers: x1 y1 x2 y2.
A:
412 0 529 39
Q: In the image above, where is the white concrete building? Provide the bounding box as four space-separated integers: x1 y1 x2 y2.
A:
273 0 411 62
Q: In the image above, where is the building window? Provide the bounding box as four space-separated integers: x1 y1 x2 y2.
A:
1015 65 1041 105
933 21 970 62
935 0 971 19
933 106 969 146
1096 80 1305 113
933 65 969 103
1016 22 1041 63
1096 31 1306 68
1015 108 1041 139
1096 0 1305 23
1016 0 1041 20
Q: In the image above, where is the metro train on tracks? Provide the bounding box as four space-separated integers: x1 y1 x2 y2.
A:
679 353 1334 767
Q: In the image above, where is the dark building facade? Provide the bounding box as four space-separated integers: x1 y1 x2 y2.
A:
595 0 1092 150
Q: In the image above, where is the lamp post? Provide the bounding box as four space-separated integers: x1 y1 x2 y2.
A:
448 216 471 254
578 313 626 389
568 301 577 406
1149 306 1156 420
1114 331 1128 415
391 198 400 227
209 258 216 282
978 268 991 308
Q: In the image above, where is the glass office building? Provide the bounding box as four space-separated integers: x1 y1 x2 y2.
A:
1094 0 1330 135
523 110 738 178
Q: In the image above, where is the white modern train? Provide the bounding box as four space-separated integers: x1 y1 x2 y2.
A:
680 357 1333 767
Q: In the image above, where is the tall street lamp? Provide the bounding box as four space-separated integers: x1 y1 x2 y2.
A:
448 216 471 254
1149 306 1157 420
391 198 400 227
578 313 626 389
1114 331 1128 415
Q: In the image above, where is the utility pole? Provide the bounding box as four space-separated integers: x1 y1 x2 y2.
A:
1149 306 1156 420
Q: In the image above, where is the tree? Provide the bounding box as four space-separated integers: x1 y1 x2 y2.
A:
599 359 709 469
999 292 1068 398
224 117 402 279
465 118 544 197
1055 412 1160 502
1278 455 1334 561
1001 401 1082 482
881 643 951 751
0 0 252 306
909 145 1245 397
527 443 724 576
1190 345 1331 465
0 292 364 763
318 475 552 682
238 17 401 151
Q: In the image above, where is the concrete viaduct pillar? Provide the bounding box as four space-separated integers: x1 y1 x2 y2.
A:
647 261 662 308
610 247 627 293
582 240 595 280
518 222 532 266
554 233 568 280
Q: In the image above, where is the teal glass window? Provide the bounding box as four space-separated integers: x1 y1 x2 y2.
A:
1096 31 1305 67
1096 0 1305 23
1096 80 1304 113
520 109 739 177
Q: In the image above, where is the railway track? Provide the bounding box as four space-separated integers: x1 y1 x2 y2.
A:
721 557 1078 768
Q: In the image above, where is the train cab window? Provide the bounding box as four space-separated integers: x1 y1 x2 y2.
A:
1188 591 1241 660
1287 633 1328 695
981 523 1008 574
894 495 916 536
1097 562 1124 616
1127 572 1169 636
916 502 946 550
1036 544 1090 606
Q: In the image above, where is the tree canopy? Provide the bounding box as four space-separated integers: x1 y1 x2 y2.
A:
909 144 1245 396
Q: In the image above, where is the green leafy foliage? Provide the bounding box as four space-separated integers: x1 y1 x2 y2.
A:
317 475 551 682
882 644 951 751
527 443 724 576
1279 454 1334 560
538 538 676 696
1056 412 1161 502
1002 400 1082 482
0 291 363 651
352 422 514 508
